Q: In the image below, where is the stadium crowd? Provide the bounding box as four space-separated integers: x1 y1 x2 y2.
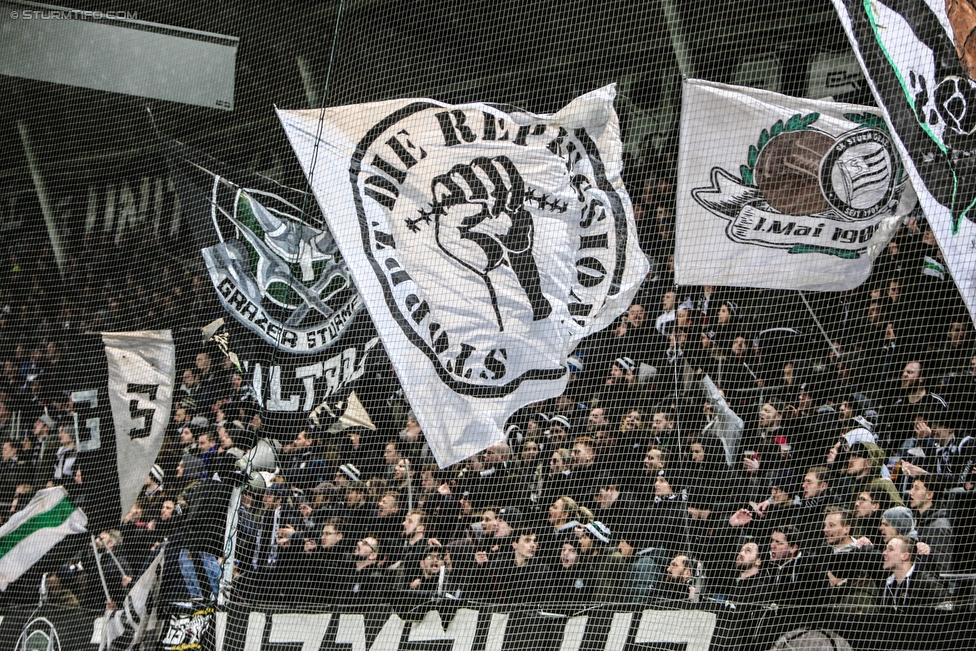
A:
0 147 975 613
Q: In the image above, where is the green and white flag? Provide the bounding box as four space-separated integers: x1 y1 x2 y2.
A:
0 487 88 591
675 79 917 291
831 0 976 325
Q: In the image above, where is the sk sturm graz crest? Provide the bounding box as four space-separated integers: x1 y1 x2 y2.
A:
692 112 907 258
199 176 363 355
348 102 633 396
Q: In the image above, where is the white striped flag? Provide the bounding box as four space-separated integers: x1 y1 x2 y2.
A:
100 544 165 651
831 0 976 325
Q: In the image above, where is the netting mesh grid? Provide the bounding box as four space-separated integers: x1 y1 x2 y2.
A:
0 1 975 650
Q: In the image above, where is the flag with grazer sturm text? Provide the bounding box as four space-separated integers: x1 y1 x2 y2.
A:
160 136 380 435
0 487 87 591
277 85 647 468
831 0 976 326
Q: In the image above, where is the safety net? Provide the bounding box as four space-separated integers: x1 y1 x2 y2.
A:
0 1 975 650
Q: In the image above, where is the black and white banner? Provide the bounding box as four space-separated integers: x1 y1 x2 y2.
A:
1 603 958 651
675 79 916 291
217 606 717 651
831 0 976 323
99 545 164 650
66 332 175 534
277 86 647 467
162 138 380 432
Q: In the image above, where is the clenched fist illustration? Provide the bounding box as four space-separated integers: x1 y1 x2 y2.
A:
424 156 552 331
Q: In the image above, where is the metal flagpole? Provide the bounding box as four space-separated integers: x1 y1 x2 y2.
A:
798 292 842 359
102 541 129 580
18 121 65 277
405 458 414 513
219 484 242 603
91 535 112 606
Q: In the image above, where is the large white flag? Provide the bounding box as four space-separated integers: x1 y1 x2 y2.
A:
675 78 916 291
0 487 87 591
278 86 647 467
830 0 976 325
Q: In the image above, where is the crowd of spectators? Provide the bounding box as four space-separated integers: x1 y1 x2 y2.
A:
1 147 975 615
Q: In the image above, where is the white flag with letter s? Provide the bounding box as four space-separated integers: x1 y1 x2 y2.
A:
675 78 916 291
277 85 647 467
63 331 175 533
102 331 176 527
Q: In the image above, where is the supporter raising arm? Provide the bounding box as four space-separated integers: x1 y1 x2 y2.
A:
700 375 744 468
907 475 953 576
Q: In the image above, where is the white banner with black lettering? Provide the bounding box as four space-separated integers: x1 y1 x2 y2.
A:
830 0 976 325
277 86 647 467
675 79 916 291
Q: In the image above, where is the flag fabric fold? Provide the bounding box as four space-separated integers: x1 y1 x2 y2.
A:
101 331 176 531
0 487 88 591
73 331 176 534
675 78 916 291
830 0 976 325
277 85 647 467
100 544 165 651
